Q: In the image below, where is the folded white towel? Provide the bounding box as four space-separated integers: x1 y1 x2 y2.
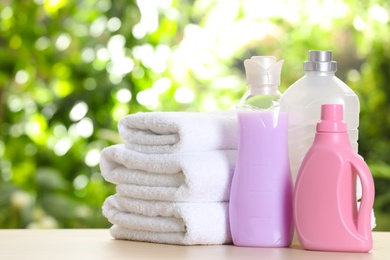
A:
100 144 236 202
103 195 231 245
118 111 237 154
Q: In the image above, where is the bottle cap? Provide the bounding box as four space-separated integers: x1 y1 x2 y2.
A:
304 50 337 72
244 56 284 87
317 104 347 132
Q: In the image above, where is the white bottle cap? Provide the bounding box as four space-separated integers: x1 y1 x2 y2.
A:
244 56 284 88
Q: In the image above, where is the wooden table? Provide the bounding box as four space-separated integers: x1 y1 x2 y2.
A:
0 229 388 259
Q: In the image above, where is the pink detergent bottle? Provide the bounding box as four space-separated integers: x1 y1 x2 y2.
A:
229 56 293 247
294 104 375 252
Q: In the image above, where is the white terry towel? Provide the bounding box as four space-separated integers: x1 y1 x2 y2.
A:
118 111 237 154
100 144 237 202
102 195 232 245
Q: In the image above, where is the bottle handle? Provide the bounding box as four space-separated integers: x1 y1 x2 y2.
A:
349 155 375 239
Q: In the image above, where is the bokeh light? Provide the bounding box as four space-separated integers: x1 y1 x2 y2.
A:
1 0 390 231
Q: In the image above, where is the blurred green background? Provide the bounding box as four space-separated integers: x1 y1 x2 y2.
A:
0 0 389 230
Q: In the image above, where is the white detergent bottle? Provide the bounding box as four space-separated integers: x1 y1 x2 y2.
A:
280 50 375 231
280 50 359 183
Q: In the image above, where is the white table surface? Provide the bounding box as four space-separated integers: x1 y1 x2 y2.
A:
0 229 389 260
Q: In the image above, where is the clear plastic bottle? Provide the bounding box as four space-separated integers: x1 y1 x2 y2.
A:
294 104 374 252
280 50 360 183
229 56 293 247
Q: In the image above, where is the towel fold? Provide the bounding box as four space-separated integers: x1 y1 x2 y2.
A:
100 144 236 202
118 111 237 154
103 195 231 245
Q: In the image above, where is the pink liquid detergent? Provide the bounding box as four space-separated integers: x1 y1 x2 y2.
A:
229 110 293 247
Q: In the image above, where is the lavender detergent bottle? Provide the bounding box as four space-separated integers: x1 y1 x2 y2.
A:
229 56 293 247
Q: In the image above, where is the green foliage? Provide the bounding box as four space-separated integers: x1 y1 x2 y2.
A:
0 0 389 230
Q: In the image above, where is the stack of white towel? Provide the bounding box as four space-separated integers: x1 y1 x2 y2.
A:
100 111 238 245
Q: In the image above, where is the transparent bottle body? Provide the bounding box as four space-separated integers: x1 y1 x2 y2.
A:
230 88 293 247
280 72 359 183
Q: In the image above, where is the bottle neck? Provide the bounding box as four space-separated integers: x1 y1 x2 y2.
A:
314 132 351 146
305 71 336 77
247 85 279 96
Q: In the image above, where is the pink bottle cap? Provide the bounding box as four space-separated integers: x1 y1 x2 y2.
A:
316 104 348 133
